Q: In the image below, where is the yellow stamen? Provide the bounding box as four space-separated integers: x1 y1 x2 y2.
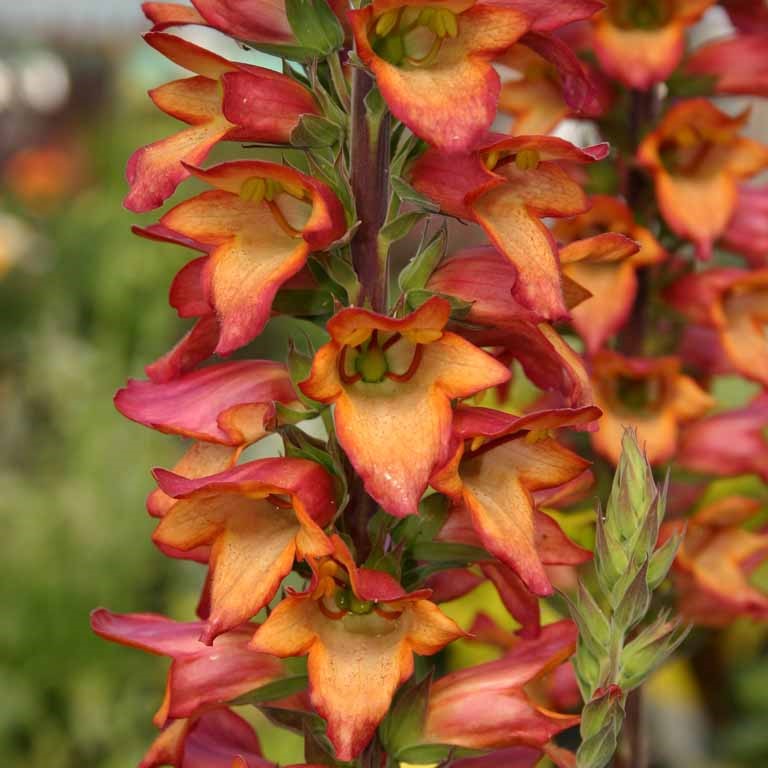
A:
515 148 541 171
484 149 501 170
441 9 458 38
240 176 266 204
375 8 400 37
524 428 551 444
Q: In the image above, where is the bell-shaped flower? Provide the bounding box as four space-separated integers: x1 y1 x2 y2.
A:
637 99 768 259
299 297 510 517
686 35 768 98
150 160 346 356
125 33 318 212
553 195 666 354
723 184 768 267
115 360 299 517
411 135 608 319
431 405 598 596
661 497 768 626
667 267 768 387
423 619 580 750
678 393 768 482
350 0 604 151
590 351 713 465
90 610 283 727
498 32 603 136
249 536 464 760
139 707 273 768
590 0 715 90
349 0 530 152
427 246 595 408
151 458 337 643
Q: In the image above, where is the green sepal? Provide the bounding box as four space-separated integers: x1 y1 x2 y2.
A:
285 0 344 55
275 401 322 425
647 526 684 591
399 224 447 294
391 175 440 213
379 672 432 758
396 745 480 764
282 425 339 477
303 720 341 766
391 493 449 546
613 559 651 633
562 584 610 659
232 674 309 705
310 252 361 305
248 42 325 61
291 114 343 149
619 616 690 691
260 704 325 735
406 289 473 318
577 718 622 768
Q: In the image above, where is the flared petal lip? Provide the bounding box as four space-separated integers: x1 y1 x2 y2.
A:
152 457 338 525
452 405 602 440
182 160 347 249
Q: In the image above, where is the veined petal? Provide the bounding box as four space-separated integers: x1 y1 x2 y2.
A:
143 2 208 31
182 708 271 768
351 4 529 151
147 441 241 518
424 619 579 749
124 117 232 213
115 360 296 444
250 594 462 760
592 18 686 90
90 610 283 725
161 190 310 355
192 0 296 43
502 0 604 31
152 459 336 641
145 314 221 383
471 161 588 319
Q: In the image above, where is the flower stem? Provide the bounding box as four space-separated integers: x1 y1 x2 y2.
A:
350 66 391 313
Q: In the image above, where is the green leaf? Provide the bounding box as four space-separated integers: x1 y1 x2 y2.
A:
272 288 334 316
285 0 344 55
391 175 440 213
409 541 489 563
233 675 309 705
399 225 447 294
619 616 690 691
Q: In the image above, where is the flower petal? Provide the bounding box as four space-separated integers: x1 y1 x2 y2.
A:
350 3 529 151
145 314 221 383
115 360 295 444
192 0 296 43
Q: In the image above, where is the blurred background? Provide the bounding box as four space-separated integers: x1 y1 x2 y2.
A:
0 2 767 767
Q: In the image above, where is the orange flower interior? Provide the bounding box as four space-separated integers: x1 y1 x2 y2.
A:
338 328 429 385
238 175 310 238
370 5 465 67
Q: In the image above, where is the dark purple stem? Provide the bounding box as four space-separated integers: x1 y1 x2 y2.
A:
350 67 391 313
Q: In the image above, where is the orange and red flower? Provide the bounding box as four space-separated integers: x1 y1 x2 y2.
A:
432 405 598 596
423 619 580 749
590 351 713 465
723 184 768 266
90 610 283 727
686 35 768 98
125 33 318 212
637 99 768 259
553 195 666 354
139 707 272 768
591 0 715 89
412 135 608 319
661 497 768 626
249 536 463 760
666 267 768 387
143 160 346 357
678 394 768 482
115 360 299 516
300 297 510 517
151 458 337 643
